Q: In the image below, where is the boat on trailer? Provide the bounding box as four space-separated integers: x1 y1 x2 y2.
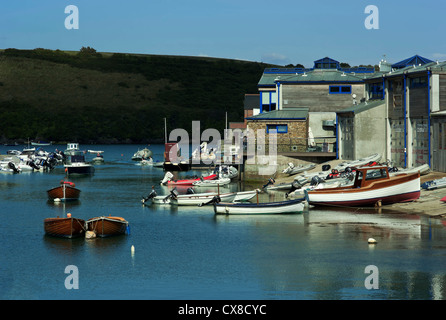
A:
305 166 420 207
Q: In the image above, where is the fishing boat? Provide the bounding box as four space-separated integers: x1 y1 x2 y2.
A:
85 216 129 237
31 141 52 146
282 162 316 176
421 177 446 190
47 180 81 202
63 143 95 175
192 177 231 187
44 214 85 238
160 171 217 186
305 166 420 207
213 198 305 215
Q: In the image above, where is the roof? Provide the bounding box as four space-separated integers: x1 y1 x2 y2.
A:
258 69 376 87
391 55 433 69
366 60 446 80
246 107 309 120
337 99 385 114
243 94 259 110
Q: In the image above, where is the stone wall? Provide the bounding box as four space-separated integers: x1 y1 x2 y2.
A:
246 119 308 153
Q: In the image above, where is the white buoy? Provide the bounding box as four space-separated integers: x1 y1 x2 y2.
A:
368 238 377 244
131 245 135 254
54 198 61 202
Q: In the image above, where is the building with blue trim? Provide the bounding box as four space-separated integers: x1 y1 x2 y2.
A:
245 55 446 172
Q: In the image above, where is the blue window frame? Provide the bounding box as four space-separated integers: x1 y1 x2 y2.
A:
267 124 288 133
329 85 352 94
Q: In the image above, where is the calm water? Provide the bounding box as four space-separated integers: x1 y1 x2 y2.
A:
1 144 446 300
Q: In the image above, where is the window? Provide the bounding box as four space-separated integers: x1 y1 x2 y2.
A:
329 85 351 94
267 124 288 133
410 77 428 89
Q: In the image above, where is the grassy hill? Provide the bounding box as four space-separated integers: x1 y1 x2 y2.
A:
0 48 275 144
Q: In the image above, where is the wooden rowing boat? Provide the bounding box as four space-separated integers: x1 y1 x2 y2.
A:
44 216 85 238
214 198 305 215
85 216 129 237
305 166 420 207
47 180 81 202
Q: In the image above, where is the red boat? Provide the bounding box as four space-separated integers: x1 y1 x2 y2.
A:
47 180 81 202
160 171 217 186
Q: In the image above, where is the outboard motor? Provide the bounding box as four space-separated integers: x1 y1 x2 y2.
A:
186 187 195 194
142 187 158 204
198 195 222 207
160 171 174 185
285 179 304 198
322 164 331 171
310 175 324 186
8 162 20 173
27 160 40 171
262 178 275 189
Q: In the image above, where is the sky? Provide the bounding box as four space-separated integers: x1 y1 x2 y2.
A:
1 0 446 67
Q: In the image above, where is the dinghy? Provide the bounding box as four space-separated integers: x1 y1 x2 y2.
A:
213 198 305 215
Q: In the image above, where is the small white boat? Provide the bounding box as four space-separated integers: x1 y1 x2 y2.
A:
282 162 316 175
88 150 105 163
192 177 231 187
334 153 381 171
142 188 237 206
421 177 446 190
233 190 259 202
214 198 305 215
132 148 152 161
390 163 430 176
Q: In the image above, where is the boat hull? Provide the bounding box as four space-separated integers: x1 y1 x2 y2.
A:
64 164 95 175
214 199 305 215
44 217 85 238
86 216 129 237
166 174 217 186
305 173 420 207
151 192 237 205
47 185 81 201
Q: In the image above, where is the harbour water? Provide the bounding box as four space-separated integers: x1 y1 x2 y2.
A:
1 144 446 300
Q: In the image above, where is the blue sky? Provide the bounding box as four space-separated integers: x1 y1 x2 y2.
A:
1 0 445 67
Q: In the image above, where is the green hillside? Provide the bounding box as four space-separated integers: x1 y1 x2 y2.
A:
0 48 274 144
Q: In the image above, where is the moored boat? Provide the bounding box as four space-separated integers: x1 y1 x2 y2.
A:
142 188 237 205
85 216 129 237
47 180 81 202
192 177 231 187
214 198 305 215
282 162 316 176
44 215 85 238
160 171 217 186
63 143 95 175
305 166 420 207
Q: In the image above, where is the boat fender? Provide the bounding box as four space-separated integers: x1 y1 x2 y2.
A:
86 230 96 239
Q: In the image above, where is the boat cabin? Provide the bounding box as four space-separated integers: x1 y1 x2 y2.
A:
353 166 389 188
